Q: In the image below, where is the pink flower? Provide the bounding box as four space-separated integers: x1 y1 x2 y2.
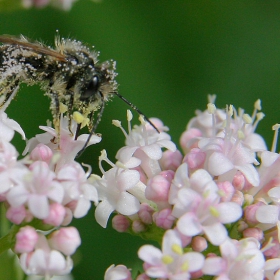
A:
14 226 39 253
115 113 176 177
6 161 64 219
19 234 73 277
0 140 28 194
198 137 259 186
146 170 174 209
49 227 81 256
57 162 98 218
175 187 241 245
104 264 132 280
138 229 204 279
43 202 66 226
0 110 25 142
203 238 265 279
93 166 141 228
24 116 101 167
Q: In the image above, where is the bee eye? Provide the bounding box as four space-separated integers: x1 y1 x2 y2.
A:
92 75 99 89
80 75 100 101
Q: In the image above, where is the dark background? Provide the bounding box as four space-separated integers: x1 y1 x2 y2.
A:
1 1 280 279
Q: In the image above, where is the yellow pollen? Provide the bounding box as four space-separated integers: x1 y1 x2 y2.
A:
254 99 261 110
162 255 174 264
237 130 245 140
139 115 145 125
81 117 89 128
202 189 210 198
242 114 252 124
276 222 280 245
256 112 265 121
99 149 107 160
207 103 216 114
228 105 233 116
59 102 68 114
112 120 121 127
217 189 225 197
115 161 126 169
272 124 280 131
181 260 189 272
73 111 84 124
209 206 220 217
172 244 183 255
127 110 133 121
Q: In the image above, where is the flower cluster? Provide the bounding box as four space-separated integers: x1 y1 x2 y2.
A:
21 0 100 10
98 96 280 280
0 109 100 278
21 0 78 10
2 94 280 279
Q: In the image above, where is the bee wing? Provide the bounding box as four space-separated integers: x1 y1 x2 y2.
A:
0 35 67 62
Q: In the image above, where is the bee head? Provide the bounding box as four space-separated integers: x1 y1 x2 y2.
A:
80 60 118 102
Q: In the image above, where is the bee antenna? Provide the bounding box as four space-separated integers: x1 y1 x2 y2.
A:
113 91 159 133
76 93 105 158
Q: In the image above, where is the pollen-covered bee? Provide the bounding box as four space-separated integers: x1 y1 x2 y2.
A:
0 34 157 156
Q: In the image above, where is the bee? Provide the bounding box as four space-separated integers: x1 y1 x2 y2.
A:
0 34 158 156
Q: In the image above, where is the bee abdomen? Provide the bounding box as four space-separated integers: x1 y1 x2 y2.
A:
0 45 55 83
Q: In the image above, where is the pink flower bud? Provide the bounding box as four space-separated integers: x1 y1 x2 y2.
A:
6 205 26 224
136 273 150 280
30 143 53 164
232 171 245 190
146 171 174 208
237 220 248 232
183 148 205 170
132 220 146 233
49 227 81 256
233 171 253 191
263 236 280 258
138 203 154 224
231 190 244 206
105 264 132 280
132 166 147 184
15 226 38 253
244 202 265 224
61 207 73 226
153 208 175 229
43 203 66 226
243 227 263 241
217 181 234 202
180 128 202 153
160 150 183 171
190 269 203 279
112 215 130 232
191 236 208 252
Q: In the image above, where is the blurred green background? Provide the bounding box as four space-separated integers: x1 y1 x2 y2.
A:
1 1 280 279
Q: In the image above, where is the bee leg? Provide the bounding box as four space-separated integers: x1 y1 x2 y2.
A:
75 92 105 158
0 80 20 109
50 91 61 148
65 90 74 135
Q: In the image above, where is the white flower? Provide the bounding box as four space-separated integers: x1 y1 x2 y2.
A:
24 116 101 166
6 161 64 219
57 162 98 218
203 238 265 280
19 234 73 277
104 264 132 280
138 229 204 279
198 137 260 186
92 167 141 228
0 111 25 141
114 112 176 177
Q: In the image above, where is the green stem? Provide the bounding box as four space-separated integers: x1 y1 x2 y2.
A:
0 224 20 255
